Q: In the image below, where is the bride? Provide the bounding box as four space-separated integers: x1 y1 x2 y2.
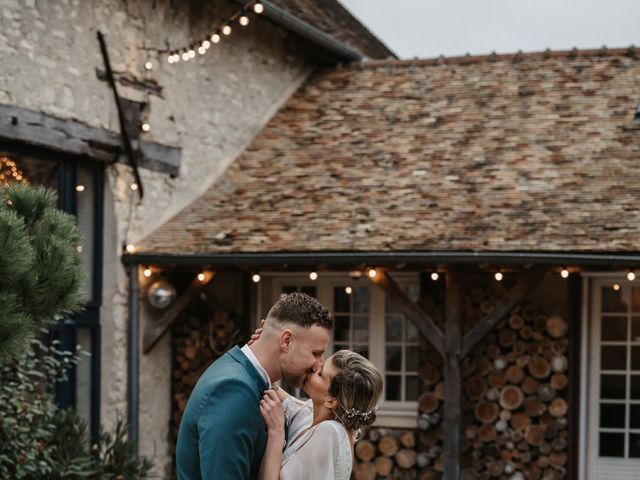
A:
258 349 383 480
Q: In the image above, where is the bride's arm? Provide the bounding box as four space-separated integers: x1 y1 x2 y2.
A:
258 389 285 480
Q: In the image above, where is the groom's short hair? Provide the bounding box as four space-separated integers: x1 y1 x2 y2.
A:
267 292 334 330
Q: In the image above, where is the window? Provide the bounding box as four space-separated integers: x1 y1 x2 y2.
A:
1 151 104 444
586 278 640 479
267 273 419 427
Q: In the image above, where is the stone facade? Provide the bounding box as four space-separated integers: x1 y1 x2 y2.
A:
1 0 314 474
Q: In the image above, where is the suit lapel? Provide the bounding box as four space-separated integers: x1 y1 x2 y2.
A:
228 346 269 392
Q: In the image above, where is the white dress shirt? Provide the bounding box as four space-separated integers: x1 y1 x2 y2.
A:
241 344 272 388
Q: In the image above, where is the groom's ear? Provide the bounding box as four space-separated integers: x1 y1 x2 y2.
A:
280 329 293 352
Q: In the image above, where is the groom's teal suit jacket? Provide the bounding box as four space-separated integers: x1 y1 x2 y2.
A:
176 346 268 480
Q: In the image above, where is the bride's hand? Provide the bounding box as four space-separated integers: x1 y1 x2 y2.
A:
248 319 265 346
259 389 285 439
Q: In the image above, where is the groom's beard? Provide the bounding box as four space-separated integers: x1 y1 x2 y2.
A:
282 369 311 389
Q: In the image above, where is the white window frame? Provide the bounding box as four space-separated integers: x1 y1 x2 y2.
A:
581 273 640 480
261 271 419 428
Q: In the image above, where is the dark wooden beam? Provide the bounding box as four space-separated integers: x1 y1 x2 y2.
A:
443 271 463 480
0 103 181 176
369 270 445 358
461 269 548 358
142 273 214 354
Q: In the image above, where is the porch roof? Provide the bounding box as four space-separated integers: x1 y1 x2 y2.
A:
138 48 640 258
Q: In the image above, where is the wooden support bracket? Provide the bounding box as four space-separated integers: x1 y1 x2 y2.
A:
142 272 214 354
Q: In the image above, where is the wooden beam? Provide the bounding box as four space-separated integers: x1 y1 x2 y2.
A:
369 270 445 358
461 269 548 357
142 272 214 354
0 103 181 176
443 271 463 480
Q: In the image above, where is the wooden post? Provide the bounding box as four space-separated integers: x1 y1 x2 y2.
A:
443 271 462 480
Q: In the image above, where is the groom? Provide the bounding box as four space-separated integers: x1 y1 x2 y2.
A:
176 292 334 479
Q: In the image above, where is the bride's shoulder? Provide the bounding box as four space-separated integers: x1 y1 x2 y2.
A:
318 420 350 439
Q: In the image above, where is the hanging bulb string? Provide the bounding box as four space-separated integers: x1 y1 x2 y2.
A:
139 2 264 66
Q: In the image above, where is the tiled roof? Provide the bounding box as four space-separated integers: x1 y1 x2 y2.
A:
141 49 640 255
267 0 394 59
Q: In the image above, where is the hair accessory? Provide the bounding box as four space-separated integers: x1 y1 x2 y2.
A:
344 406 377 421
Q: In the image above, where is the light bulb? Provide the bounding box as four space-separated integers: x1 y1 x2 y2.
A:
130 183 139 191
197 273 206 282
167 55 174 63
239 15 249 26
202 40 210 49
141 123 150 132
198 46 206 55
494 272 503 282
613 283 621 291
125 244 135 253
628 271 636 281
252 274 261 283
144 61 153 70
75 184 85 192
211 33 221 43
309 271 318 280
368 268 377 279
430 272 439 281
222 25 232 35
181 52 190 61
254 2 264 14
143 268 152 278
560 268 569 278
345 286 352 294
188 49 196 58
76 245 83 253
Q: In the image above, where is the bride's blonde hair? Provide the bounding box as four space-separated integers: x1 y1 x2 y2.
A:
329 350 383 432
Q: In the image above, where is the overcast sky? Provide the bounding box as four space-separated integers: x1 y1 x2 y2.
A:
340 0 640 59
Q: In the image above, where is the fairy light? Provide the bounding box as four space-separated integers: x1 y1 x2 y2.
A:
254 2 264 14
130 183 139 191
197 272 206 282
181 51 190 61
628 270 636 281
141 123 150 132
75 185 85 192
613 283 621 291
431 272 439 281
309 271 318 281
252 273 261 283
198 45 207 55
345 286 352 295
494 272 503 282
125 244 136 253
211 33 221 44
143 268 152 278
144 60 153 70
222 25 232 36
368 268 377 279
560 268 569 279
239 15 250 26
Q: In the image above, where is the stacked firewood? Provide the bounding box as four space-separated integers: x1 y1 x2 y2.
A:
417 282 570 480
354 428 420 479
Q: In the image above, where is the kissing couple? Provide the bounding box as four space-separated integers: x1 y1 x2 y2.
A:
176 292 383 479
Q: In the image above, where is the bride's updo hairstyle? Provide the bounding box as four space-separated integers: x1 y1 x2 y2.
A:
330 350 383 432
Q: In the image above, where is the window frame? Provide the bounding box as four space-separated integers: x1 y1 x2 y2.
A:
266 271 419 427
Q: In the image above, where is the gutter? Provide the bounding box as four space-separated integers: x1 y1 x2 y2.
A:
122 250 640 268
128 263 139 457
233 0 362 62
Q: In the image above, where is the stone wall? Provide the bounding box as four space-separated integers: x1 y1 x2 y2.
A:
1 0 313 474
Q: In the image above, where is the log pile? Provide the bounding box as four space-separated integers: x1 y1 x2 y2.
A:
416 281 570 480
171 308 244 451
354 428 420 479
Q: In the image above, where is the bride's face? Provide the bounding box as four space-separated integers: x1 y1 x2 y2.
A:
302 354 337 402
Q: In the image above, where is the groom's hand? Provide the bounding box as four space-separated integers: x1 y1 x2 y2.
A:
247 319 265 346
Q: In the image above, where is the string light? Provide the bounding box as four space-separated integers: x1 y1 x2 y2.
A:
628 270 636 281
309 271 318 280
211 33 221 44
198 45 207 55
144 60 153 70
613 283 621 291
252 273 261 283
239 15 250 26
130 183 139 191
143 268 152 278
368 268 377 279
345 286 352 295
76 185 85 192
254 2 264 14
197 272 206 282
222 25 232 36
125 244 136 253
141 123 150 132
494 272 503 282
560 268 569 279
431 272 439 281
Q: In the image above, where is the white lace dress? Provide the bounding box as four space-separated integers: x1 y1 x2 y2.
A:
280 397 352 480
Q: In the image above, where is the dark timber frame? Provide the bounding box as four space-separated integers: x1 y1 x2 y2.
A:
370 269 548 479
